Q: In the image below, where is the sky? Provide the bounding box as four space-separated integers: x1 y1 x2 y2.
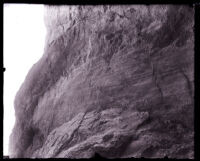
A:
3 4 46 156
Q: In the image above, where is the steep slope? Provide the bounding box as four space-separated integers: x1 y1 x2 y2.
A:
9 5 194 158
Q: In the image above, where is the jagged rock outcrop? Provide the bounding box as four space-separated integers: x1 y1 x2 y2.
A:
9 5 194 158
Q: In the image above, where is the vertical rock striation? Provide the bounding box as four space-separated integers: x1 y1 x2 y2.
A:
9 5 194 158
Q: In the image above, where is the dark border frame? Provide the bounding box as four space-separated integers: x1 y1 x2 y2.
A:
1 0 199 160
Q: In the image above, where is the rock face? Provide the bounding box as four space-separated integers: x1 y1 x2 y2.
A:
9 5 194 158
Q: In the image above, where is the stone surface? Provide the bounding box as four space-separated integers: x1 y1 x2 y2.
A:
9 5 194 158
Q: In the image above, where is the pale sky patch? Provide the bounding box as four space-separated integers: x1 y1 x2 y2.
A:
3 4 46 156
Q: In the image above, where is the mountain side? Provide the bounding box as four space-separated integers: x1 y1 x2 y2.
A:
9 5 194 158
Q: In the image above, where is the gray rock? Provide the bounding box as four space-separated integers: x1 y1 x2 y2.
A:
9 5 194 158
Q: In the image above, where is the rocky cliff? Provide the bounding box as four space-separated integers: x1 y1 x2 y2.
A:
9 5 194 158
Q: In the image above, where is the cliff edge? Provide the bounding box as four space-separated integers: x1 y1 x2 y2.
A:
9 5 194 158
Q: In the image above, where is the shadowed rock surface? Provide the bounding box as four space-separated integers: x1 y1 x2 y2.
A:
9 5 194 158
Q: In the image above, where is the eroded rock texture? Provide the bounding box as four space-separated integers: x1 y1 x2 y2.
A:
9 5 194 158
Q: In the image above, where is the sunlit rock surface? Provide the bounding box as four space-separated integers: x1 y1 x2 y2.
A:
9 5 194 158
